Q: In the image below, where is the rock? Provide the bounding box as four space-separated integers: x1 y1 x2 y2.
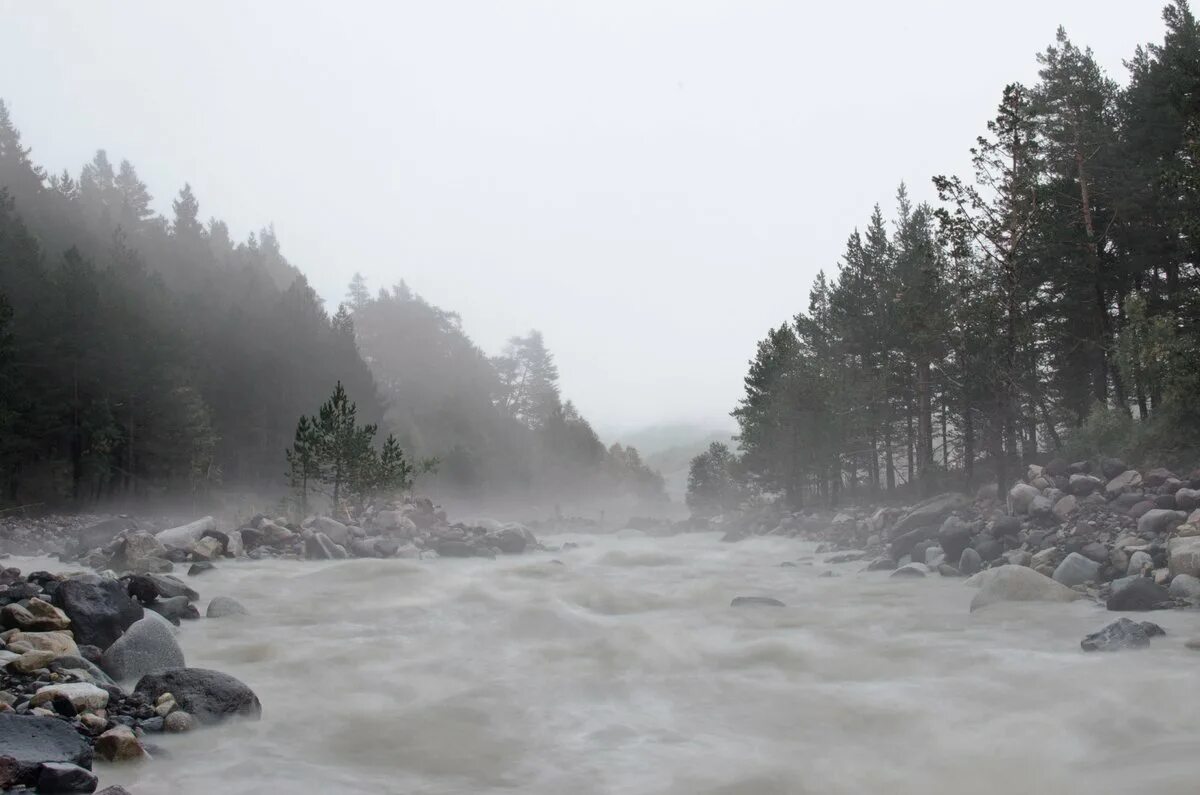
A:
305 532 339 560
187 562 215 577
973 536 1004 563
120 533 170 573
100 616 185 682
889 526 938 561
937 517 973 563
93 725 146 762
225 529 244 557
1106 578 1173 611
893 493 971 534
1004 550 1032 567
1137 509 1187 536
48 655 116 688
489 525 530 554
0 714 92 787
730 596 785 607
435 540 481 558
1174 488 1200 512
825 551 868 563
958 547 982 576
30 683 109 712
866 557 897 571
51 579 143 650
1144 467 1178 488
938 563 961 577
1106 470 1143 496
148 595 199 624
349 538 378 558
1113 492 1148 513
1068 474 1102 496
1079 542 1109 563
189 536 224 561
924 546 946 568
970 566 1084 611
1127 550 1154 576
163 710 194 733
7 630 79 657
7 650 57 673
2 598 70 632
309 516 349 546
1008 483 1041 515
1154 493 1178 510
134 668 262 725
1080 617 1165 651
1029 496 1055 520
1100 457 1128 480
1053 552 1100 587
990 516 1022 539
205 596 248 618
36 761 98 793
144 574 199 602
890 563 927 578
155 517 216 549
1052 495 1078 520
1167 534 1200 578
1168 573 1200 599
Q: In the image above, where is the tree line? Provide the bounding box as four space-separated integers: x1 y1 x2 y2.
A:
696 3 1200 513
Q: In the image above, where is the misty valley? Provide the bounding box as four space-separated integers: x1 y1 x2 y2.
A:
2 2 1200 794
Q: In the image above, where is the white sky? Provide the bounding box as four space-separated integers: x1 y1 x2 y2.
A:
0 0 1167 434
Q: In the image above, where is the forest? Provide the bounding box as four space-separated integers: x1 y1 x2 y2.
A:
0 104 663 510
692 2 1200 512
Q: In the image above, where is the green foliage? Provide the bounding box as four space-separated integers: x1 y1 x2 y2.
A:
686 442 742 516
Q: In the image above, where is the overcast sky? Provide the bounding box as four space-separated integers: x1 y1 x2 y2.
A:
0 1 1167 435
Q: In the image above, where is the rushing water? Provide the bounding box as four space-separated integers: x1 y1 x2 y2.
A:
22 531 1200 794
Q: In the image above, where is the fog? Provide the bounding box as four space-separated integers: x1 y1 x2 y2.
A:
0 0 1163 434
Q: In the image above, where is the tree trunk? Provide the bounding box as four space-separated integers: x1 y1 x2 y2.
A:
916 358 932 496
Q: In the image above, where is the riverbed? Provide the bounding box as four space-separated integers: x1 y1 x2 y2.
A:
32 531 1200 794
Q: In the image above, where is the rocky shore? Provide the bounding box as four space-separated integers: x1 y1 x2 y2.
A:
710 457 1200 651
0 495 544 793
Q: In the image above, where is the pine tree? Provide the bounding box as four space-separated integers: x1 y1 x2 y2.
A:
285 415 320 516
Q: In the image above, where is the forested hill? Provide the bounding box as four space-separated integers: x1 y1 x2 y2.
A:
710 3 1200 512
0 103 664 509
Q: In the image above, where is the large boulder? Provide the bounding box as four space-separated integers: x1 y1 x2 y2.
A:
304 532 339 560
1106 578 1172 611
970 565 1084 612
1080 618 1165 651
937 517 973 563
205 596 248 618
37 763 98 794
29 682 110 712
1137 509 1188 537
6 630 78 658
134 668 262 725
1167 536 1200 578
1052 495 1078 520
0 714 92 787
51 579 143 650
143 573 199 602
1173 488 1200 511
1068 474 1102 496
1 597 70 632
155 517 216 549
100 615 185 682
1053 552 1100 587
488 524 534 554
958 547 982 576
892 493 971 536
1008 483 1041 515
72 517 138 554
991 515 1022 539
308 516 349 546
1168 573 1200 598
1101 457 1129 480
120 532 171 573
1106 470 1143 497
1144 468 1178 488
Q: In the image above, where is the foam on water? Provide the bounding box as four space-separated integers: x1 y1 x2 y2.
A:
16 532 1200 794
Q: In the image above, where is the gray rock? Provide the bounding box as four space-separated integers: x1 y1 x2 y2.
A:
1080 542 1109 563
1081 617 1165 651
1029 495 1055 520
120 532 171 574
1137 508 1187 536
308 516 349 546
1052 495 1079 520
0 714 92 787
134 668 262 725
866 557 897 571
1127 550 1154 576
1053 552 1100 587
958 547 982 576
893 493 971 535
990 516 1022 539
155 516 216 549
1144 468 1178 488
305 532 339 560
1101 457 1129 480
970 565 1084 611
1106 470 1143 496
1008 484 1041 515
1068 474 1102 496
1174 488 1200 512
144 574 199 602
1106 578 1172 611
100 616 185 682
890 563 927 578
37 761 98 793
1168 536 1200 578
205 596 248 618
51 579 143 650
148 595 199 624
730 596 785 607
1168 573 1200 599
937 517 972 563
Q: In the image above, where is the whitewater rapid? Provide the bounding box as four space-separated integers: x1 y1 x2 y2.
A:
39 531 1200 793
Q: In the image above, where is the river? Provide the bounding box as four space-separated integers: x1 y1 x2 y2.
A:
28 531 1200 794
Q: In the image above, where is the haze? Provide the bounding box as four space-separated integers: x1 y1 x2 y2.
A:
0 0 1163 434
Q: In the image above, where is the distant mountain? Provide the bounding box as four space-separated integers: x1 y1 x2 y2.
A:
610 424 737 501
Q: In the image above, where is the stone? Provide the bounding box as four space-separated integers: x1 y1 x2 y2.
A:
48 656 116 688
1113 492 1148 513
1127 550 1154 576
936 517 972 564
1053 552 1100 587
1137 509 1188 536
1004 550 1032 567
1008 483 1041 515
893 493 971 534
205 596 248 618
225 529 244 557
730 596 785 607
7 650 57 673
1144 467 1178 488
866 557 897 571
890 563 927 578
1167 536 1200 578
1080 618 1165 652
1106 578 1172 611
489 525 530 554
154 517 216 549
120 533 170 573
1101 457 1129 480
145 574 199 602
134 668 262 725
36 761 98 793
189 536 224 561
435 540 481 558
1068 474 1102 496
1080 542 1109 563
924 546 946 568
958 547 982 576
30 683 109 712
973 536 1004 562
51 579 143 650
164 710 194 733
1106 470 1143 496
148 595 199 624
970 565 1084 611
100 616 185 682
1173 488 1200 511
93 725 146 763
309 516 349 546
1052 495 1078 520
305 532 339 560
991 516 1022 539
1168 573 1200 599
349 538 378 558
187 562 215 577
0 714 92 787
1154 493 1178 510
7 630 79 657
1029 495 1055 520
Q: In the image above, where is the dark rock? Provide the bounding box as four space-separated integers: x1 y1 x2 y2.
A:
1080 542 1109 563
134 668 262 725
0 714 92 787
958 547 982 576
1144 468 1178 488
1101 457 1128 480
866 557 897 571
148 595 199 624
72 518 138 554
938 563 961 577
436 540 481 558
77 646 103 666
1106 578 1173 611
123 575 158 605
187 562 215 577
889 527 936 561
730 596 785 607
972 536 1004 563
1128 500 1155 520
304 532 339 560
490 526 528 555
36 761 97 793
200 529 230 552
937 517 973 564
1081 617 1165 651
990 516 1022 539
50 695 77 717
51 579 143 650
144 574 198 602
1044 458 1069 478
1154 493 1177 510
